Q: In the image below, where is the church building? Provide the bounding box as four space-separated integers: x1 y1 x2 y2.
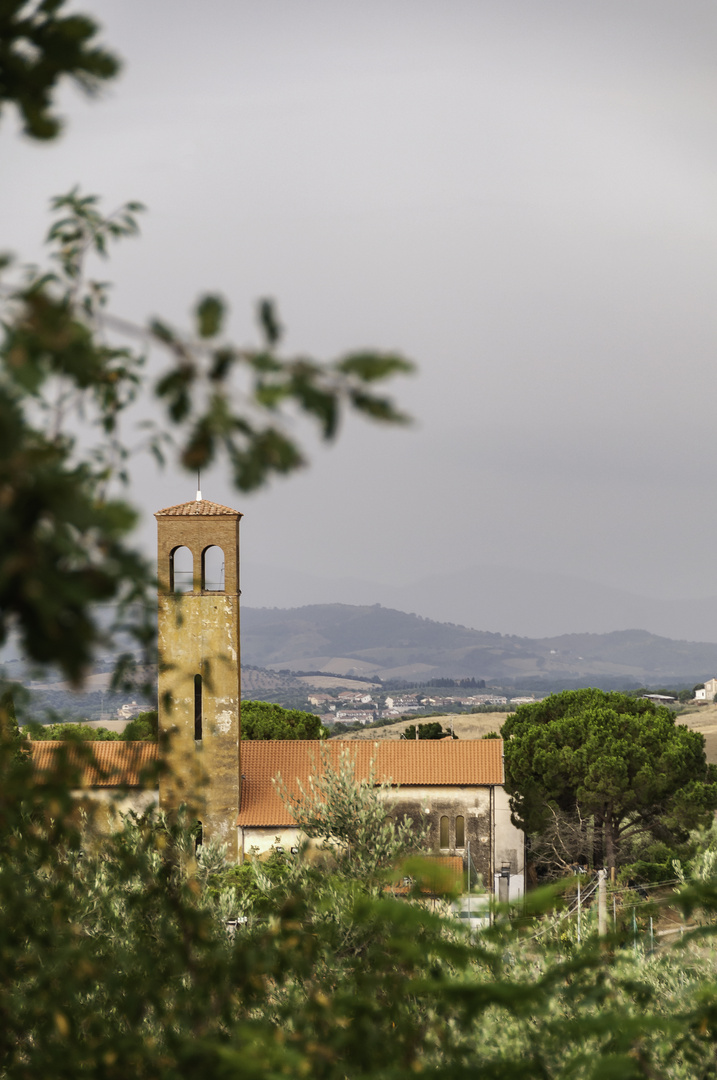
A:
153 495 525 898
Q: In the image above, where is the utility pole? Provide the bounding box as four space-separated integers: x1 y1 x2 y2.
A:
598 868 607 936
467 840 471 928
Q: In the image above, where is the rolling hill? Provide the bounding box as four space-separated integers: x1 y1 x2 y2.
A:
241 604 717 687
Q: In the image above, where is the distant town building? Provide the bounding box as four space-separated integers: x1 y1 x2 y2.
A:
116 700 143 720
694 678 717 702
334 711 373 724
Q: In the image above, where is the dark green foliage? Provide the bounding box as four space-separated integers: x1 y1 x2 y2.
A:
5 724 717 1078
0 0 120 140
0 686 27 762
121 710 158 741
241 700 326 740
0 381 149 682
401 721 452 740
25 720 120 740
502 689 717 868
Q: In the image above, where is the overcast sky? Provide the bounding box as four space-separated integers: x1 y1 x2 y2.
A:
3 1 717 637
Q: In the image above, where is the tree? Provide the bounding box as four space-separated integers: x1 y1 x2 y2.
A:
501 688 717 870
276 743 429 878
121 710 158 741
401 721 452 740
25 721 120 741
0 686 28 763
241 701 327 740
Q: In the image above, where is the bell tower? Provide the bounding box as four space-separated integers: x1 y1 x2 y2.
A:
155 496 242 859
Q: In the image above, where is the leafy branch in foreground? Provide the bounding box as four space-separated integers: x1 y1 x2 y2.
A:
0 0 120 140
0 187 413 683
6 712 717 1080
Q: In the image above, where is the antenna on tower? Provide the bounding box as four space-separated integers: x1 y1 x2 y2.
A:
196 469 202 502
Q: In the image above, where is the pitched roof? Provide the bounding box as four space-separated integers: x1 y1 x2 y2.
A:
237 739 504 827
155 499 242 517
31 741 158 787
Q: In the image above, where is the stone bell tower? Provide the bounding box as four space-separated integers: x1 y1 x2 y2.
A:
155 495 242 859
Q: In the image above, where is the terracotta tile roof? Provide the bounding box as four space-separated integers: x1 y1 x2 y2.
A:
31 741 158 787
238 739 504 827
155 499 242 517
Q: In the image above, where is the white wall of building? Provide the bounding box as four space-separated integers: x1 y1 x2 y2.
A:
493 786 525 901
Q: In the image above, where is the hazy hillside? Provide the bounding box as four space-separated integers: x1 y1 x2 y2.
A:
242 561 717 642
242 604 717 685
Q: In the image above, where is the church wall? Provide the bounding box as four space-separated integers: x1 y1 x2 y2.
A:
65 789 159 834
239 826 301 859
493 785 525 901
237 784 523 897
382 785 494 885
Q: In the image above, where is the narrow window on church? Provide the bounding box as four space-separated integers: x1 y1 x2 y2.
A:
455 815 465 848
439 815 449 849
201 545 225 591
194 674 202 740
170 546 193 593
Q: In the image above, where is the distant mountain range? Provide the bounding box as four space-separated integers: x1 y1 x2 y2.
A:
241 604 717 687
242 562 717 643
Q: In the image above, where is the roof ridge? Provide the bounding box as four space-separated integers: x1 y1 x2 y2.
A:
155 499 242 517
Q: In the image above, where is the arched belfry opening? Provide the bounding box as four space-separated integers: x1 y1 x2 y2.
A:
201 545 225 591
170 546 194 593
155 497 243 860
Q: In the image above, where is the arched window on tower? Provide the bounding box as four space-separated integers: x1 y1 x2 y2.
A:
455 816 465 848
439 816 450 850
194 674 203 740
201 545 225 591
170 546 194 593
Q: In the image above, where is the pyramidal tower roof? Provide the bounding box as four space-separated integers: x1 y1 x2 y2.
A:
155 499 242 518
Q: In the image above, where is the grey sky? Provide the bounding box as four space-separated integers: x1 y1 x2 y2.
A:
3 1 717 638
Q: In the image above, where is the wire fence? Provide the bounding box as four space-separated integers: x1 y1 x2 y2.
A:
522 872 708 953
